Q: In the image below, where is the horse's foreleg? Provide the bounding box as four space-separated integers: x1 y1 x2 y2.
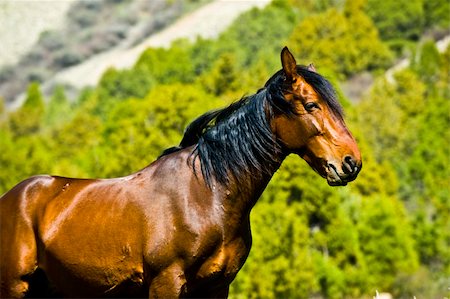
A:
0 177 44 298
0 280 29 299
212 286 230 299
0 223 38 299
148 263 187 299
188 283 230 299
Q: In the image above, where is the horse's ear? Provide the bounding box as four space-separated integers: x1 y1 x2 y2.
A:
307 63 316 72
281 47 297 81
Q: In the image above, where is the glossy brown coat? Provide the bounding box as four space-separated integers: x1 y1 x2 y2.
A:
0 48 361 298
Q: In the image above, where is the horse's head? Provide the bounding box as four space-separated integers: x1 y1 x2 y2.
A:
270 47 361 186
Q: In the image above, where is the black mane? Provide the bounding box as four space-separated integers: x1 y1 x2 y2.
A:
160 66 343 187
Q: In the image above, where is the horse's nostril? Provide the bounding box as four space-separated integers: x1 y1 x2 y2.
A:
343 156 357 174
327 163 338 172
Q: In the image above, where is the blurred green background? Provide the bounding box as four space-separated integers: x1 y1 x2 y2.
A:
0 0 449 297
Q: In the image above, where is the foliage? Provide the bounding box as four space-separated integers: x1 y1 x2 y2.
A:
7 83 45 137
96 83 222 178
288 0 392 77
364 0 449 55
1 1 449 297
355 43 450 295
423 0 450 29
231 200 318 299
356 196 419 293
411 40 442 85
44 85 72 127
365 0 424 41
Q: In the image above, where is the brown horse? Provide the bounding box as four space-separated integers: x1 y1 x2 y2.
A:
0 47 361 298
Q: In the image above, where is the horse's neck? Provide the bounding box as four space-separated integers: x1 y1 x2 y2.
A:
221 157 284 220
213 97 286 218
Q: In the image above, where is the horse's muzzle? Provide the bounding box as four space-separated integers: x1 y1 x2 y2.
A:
326 155 361 186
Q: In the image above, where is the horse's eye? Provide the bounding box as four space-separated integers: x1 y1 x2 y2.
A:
305 102 319 111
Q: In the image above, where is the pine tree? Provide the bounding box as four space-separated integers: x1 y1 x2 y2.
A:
9 82 45 136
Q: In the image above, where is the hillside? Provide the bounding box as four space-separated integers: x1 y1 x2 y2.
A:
1 0 218 107
0 0 73 68
34 0 271 109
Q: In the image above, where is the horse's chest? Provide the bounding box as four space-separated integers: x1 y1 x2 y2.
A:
195 237 251 284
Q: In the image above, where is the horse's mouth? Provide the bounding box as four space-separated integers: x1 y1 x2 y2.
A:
299 152 361 186
325 163 359 186
326 170 348 186
326 177 348 186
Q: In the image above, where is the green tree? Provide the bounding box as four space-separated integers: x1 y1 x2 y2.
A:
97 83 222 178
200 53 240 96
231 200 318 299
288 0 346 15
96 67 155 113
288 0 392 77
424 0 450 29
0 129 22 191
365 0 424 41
0 98 5 117
356 50 449 295
357 195 419 294
0 130 53 192
47 95 103 178
217 0 298 68
135 44 195 85
44 85 71 127
407 93 450 274
356 70 426 170
412 40 442 86
9 82 45 136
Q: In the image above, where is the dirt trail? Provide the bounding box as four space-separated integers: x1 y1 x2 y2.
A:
44 0 270 92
